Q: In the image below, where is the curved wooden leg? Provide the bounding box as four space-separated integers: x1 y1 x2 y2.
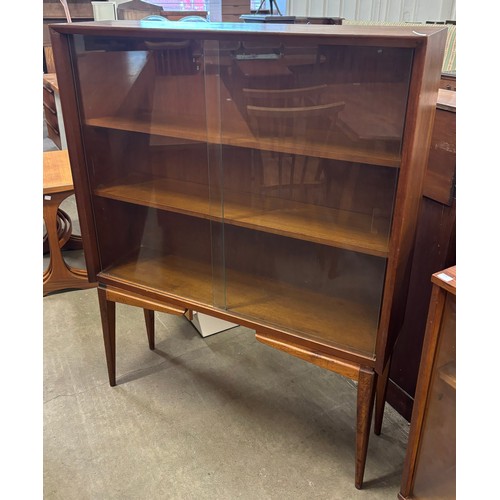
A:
355 367 376 489
64 233 84 251
144 309 155 350
43 192 95 296
43 208 73 254
98 287 116 387
374 358 391 436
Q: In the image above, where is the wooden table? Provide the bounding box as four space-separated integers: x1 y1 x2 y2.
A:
43 150 96 295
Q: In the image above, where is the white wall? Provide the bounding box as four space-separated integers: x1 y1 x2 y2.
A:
287 0 456 22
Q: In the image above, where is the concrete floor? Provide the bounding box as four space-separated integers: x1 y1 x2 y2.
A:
43 126 411 499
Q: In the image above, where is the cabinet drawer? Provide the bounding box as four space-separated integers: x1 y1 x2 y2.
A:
423 90 456 205
46 120 62 149
439 74 456 92
43 85 56 113
43 103 60 133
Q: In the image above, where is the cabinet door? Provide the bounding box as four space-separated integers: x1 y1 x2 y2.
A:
209 36 414 357
67 33 222 304
66 31 415 358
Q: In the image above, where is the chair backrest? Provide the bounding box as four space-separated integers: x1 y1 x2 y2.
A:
178 16 209 23
141 15 170 22
144 40 197 75
244 85 345 145
117 0 163 20
243 85 344 201
246 102 345 144
243 84 329 108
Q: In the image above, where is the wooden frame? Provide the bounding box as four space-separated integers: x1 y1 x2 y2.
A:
398 265 456 498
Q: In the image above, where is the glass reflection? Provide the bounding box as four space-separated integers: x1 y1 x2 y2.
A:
71 32 413 355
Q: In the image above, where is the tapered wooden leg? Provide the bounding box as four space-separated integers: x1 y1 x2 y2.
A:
355 367 376 489
374 358 391 436
98 287 116 387
143 309 155 350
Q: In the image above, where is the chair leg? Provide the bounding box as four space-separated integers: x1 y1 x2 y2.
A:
98 287 116 387
355 367 376 489
374 358 391 436
144 309 155 350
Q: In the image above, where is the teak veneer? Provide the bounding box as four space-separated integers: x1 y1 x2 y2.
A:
50 21 447 489
43 150 96 295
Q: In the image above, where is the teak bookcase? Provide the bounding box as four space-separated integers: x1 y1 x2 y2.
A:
50 21 447 489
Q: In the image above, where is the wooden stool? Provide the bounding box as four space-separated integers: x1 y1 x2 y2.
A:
43 150 96 296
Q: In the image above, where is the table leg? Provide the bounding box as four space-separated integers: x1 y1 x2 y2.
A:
43 190 96 295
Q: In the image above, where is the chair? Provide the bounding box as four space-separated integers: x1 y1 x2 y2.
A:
43 150 96 296
144 39 198 75
117 0 163 20
178 15 209 22
141 15 170 22
243 85 345 201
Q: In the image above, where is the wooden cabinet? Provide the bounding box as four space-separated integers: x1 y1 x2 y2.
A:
222 0 249 22
386 88 456 420
50 21 447 489
43 0 94 73
399 266 456 499
439 72 456 91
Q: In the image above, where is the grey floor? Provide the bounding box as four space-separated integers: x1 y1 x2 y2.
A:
43 123 411 499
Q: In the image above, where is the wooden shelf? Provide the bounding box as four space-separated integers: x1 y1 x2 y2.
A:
83 68 404 168
87 114 401 168
95 176 391 257
100 248 379 356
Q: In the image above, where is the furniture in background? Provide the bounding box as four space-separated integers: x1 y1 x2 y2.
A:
159 10 209 21
438 22 456 90
50 21 447 489
43 0 93 73
241 15 343 24
440 72 456 91
43 74 67 150
399 265 456 499
91 1 117 21
117 0 163 20
423 89 456 203
385 88 456 421
221 0 249 22
43 150 96 296
294 17 343 24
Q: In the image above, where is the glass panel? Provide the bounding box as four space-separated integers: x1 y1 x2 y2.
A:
213 36 413 356
204 40 226 309
413 293 456 499
70 34 220 304
69 31 413 356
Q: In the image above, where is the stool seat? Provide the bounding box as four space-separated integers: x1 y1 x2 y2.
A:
43 150 96 296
